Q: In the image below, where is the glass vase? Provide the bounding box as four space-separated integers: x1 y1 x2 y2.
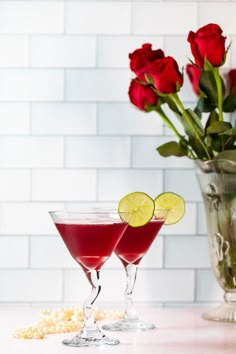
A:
195 159 236 322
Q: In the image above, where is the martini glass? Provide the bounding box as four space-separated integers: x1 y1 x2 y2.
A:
103 210 168 332
49 210 128 347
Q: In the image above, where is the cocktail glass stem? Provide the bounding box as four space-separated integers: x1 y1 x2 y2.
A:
124 264 139 321
81 270 101 334
103 261 155 331
62 269 119 346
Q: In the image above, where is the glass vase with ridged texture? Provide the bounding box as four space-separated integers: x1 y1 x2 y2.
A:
195 159 236 322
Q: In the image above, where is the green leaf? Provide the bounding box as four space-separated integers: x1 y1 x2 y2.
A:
205 111 219 132
223 92 236 112
205 134 213 148
199 70 218 106
179 109 204 138
179 115 194 137
194 104 202 119
188 136 210 159
220 127 236 136
217 150 236 162
156 141 188 157
205 121 236 151
186 108 204 136
211 136 223 152
195 97 217 114
224 135 236 150
206 121 232 134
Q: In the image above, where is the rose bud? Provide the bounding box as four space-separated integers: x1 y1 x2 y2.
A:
128 79 158 111
129 43 164 82
187 23 226 68
186 64 201 96
147 56 183 94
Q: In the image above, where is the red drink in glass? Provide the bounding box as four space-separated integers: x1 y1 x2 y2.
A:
55 222 127 271
115 219 164 266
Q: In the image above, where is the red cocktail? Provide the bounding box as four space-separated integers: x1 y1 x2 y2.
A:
56 222 127 271
115 219 164 266
103 214 167 332
50 211 128 347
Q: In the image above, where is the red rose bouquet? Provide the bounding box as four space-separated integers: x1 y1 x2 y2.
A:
128 23 236 161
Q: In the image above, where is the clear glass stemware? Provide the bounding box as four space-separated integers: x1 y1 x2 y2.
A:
49 210 128 347
103 209 168 331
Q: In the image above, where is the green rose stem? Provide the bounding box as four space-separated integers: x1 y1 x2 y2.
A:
155 107 182 139
213 68 224 122
171 93 211 160
155 107 196 159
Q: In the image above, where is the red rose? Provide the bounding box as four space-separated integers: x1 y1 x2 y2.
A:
129 43 164 81
147 56 183 94
128 79 158 111
188 23 226 68
228 69 236 93
186 64 201 96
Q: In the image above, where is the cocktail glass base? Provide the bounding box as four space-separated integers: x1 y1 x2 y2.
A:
202 302 236 323
102 318 156 332
62 328 120 347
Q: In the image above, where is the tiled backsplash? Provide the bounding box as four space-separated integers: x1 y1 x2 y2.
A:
0 0 233 306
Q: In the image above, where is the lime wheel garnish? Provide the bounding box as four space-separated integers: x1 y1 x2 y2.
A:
118 192 155 227
154 192 185 225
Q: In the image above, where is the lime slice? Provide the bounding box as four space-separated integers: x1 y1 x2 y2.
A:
154 192 185 225
118 192 155 227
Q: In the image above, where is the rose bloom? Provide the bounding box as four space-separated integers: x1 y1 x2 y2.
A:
147 56 183 94
128 79 158 111
188 23 226 68
129 43 164 81
228 69 236 94
186 64 201 96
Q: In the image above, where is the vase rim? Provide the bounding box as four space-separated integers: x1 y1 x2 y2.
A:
194 159 236 173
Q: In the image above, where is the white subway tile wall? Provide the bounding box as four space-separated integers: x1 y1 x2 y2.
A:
0 0 229 306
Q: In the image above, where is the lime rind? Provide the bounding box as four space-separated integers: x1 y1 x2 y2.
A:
118 192 155 227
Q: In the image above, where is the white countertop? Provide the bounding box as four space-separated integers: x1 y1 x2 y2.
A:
2 307 236 354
